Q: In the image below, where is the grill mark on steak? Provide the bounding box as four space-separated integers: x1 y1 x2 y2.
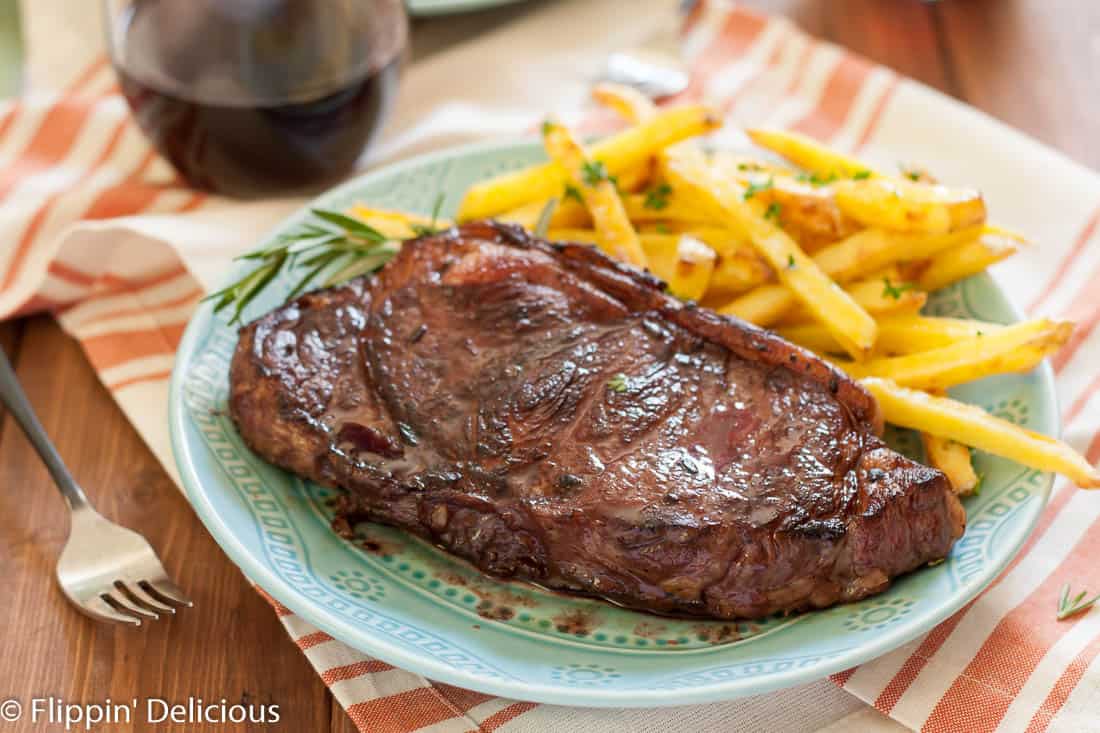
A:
229 222 965 620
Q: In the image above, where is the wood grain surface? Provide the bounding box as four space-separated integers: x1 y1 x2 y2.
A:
1 1 1096 731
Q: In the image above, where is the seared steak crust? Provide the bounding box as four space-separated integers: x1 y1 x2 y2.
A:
230 222 965 620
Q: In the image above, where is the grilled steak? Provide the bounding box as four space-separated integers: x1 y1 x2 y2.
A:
229 222 965 620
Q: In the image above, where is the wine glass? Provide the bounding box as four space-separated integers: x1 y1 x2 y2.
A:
103 0 407 197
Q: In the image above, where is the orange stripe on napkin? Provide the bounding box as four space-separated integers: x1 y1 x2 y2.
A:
856 75 899 150
1 116 132 291
921 512 1100 733
431 683 497 714
1050 260 1100 372
1066 372 1100 424
107 368 173 392
345 688 473 733
83 148 161 220
322 660 395 685
790 54 873 141
870 480 1080 714
669 7 768 104
481 701 539 731
80 322 187 372
1028 202 1100 315
1024 629 1100 733
295 631 334 650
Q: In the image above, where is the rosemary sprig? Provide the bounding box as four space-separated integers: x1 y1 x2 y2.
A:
204 208 396 324
1057 583 1100 621
533 198 558 237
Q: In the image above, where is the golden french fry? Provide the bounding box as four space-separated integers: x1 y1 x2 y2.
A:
661 235 717 301
923 433 979 495
833 177 987 234
731 173 861 252
662 144 877 359
841 319 1072 390
348 205 453 240
780 273 926 325
917 227 1024 291
746 128 876 179
710 150 796 180
623 191 723 224
714 224 969 327
592 83 658 123
778 315 1005 356
542 122 647 268
458 105 720 220
861 377 1100 488
812 226 982 283
706 254 774 298
498 197 592 230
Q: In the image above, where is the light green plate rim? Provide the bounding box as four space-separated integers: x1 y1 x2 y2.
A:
169 139 1057 707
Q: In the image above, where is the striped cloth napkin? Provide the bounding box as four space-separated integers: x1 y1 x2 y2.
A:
5 0 1100 731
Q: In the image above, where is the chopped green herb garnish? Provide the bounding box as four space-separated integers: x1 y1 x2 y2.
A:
852 170 872 180
743 177 774 200
581 160 611 186
541 119 554 136
655 223 671 234
882 278 916 300
644 183 673 210
563 184 584 203
765 202 783 223
787 254 797 270
1057 583 1100 621
796 172 837 187
607 373 629 393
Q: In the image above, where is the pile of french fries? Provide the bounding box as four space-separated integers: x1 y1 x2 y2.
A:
348 84 1100 493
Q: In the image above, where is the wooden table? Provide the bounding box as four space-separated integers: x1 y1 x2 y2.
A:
1 1 1097 730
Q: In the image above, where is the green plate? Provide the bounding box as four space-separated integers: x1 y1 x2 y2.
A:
169 140 1057 707
407 0 529 17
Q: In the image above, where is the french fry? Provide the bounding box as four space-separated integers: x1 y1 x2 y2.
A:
662 144 877 359
841 319 1072 390
707 252 774 297
623 191 723 224
861 378 1100 488
349 205 453 239
714 225 970 327
710 150 796 180
458 105 720 220
923 433 979 495
780 272 926 325
812 226 982 283
542 122 647 268
498 197 591 229
916 227 1024 291
655 235 717 301
592 82 658 123
730 173 861 251
833 177 987 234
746 128 876 179
777 315 1004 356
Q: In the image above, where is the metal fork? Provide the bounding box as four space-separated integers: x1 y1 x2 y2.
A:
0 345 191 625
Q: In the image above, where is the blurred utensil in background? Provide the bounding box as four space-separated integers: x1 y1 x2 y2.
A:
600 0 691 98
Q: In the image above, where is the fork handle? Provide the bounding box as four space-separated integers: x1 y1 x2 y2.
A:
0 345 90 511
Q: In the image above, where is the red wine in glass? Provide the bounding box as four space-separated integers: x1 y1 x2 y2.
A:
104 0 407 197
